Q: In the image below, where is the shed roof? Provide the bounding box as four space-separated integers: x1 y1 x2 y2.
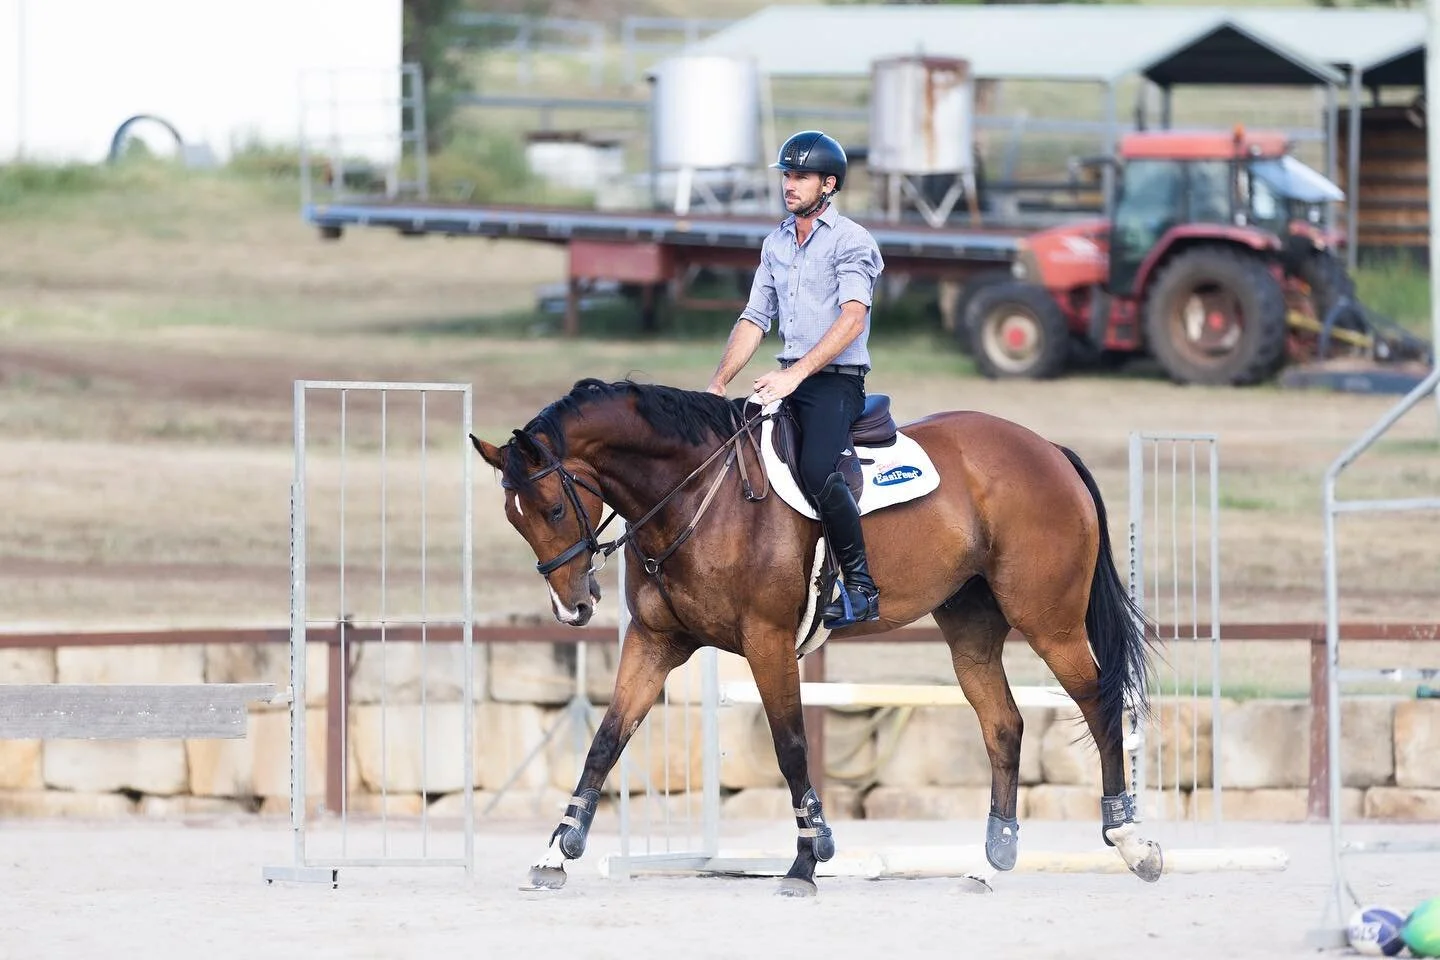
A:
680 4 1421 87
677 5 1232 83
1140 18 1344 87
1234 8 1425 77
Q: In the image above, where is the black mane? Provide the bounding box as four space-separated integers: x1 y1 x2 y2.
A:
500 378 745 492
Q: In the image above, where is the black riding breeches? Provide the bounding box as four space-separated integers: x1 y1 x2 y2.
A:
786 372 866 499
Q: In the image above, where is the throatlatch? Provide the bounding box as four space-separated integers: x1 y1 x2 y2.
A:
795 787 835 861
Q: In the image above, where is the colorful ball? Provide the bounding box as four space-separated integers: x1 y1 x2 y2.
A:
1347 905 1407 957
1403 896 1440 958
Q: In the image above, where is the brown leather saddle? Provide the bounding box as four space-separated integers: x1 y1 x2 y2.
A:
767 394 899 505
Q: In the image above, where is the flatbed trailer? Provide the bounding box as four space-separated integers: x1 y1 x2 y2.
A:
305 200 1027 334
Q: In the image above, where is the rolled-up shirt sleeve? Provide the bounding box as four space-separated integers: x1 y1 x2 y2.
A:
836 230 884 308
739 242 777 334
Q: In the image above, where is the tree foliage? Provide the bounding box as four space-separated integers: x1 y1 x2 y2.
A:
403 0 471 152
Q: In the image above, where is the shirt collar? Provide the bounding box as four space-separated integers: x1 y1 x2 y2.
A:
782 200 838 235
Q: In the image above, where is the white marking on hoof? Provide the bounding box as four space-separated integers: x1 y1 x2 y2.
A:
1104 823 1164 882
521 838 570 891
534 836 568 871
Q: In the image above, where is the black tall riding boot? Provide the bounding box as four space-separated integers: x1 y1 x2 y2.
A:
815 471 880 628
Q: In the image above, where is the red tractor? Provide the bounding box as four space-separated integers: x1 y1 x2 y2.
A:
962 128 1398 385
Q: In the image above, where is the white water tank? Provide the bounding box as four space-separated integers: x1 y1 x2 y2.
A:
868 55 976 176
649 55 761 170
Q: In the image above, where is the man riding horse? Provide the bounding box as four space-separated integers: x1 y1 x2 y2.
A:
706 130 884 629
471 137 1164 899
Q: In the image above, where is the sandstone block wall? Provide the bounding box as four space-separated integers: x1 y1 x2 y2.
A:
2 641 1437 824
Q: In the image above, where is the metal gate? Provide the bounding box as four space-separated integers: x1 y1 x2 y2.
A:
263 380 475 886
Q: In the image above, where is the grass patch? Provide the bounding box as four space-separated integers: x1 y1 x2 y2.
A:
1353 258 1431 335
1219 492 1277 512
1375 438 1440 456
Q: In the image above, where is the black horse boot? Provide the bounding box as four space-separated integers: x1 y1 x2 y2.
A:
816 471 880 628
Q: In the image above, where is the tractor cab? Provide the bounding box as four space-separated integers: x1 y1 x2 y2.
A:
1107 129 1344 296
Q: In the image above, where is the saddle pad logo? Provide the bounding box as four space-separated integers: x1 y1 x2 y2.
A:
873 465 923 486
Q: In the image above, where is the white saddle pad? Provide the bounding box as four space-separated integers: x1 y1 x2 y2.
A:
750 397 942 521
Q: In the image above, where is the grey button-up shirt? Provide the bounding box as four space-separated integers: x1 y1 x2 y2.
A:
739 202 885 372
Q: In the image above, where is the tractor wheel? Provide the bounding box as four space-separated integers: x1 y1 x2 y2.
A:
1143 246 1288 386
965 280 1071 380
950 269 1015 356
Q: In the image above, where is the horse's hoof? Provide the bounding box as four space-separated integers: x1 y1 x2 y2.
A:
522 866 568 891
955 874 994 895
776 877 818 898
1129 842 1164 883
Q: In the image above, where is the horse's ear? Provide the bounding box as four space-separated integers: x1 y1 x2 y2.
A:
510 428 545 462
469 434 504 470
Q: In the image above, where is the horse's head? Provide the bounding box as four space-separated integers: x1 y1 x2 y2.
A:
471 428 605 627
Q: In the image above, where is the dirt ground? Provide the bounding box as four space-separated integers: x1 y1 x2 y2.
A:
0 816 1435 959
1 174 1437 693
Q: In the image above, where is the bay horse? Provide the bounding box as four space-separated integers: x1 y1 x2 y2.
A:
470 377 1163 897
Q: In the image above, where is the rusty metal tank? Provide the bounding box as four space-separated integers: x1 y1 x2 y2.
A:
867 55 976 175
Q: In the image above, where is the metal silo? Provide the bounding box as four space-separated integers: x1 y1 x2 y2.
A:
867 55 981 226
647 54 764 214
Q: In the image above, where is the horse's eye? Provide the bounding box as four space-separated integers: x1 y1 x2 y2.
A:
548 503 565 522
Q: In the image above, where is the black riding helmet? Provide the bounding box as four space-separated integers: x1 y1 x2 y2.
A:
771 130 848 192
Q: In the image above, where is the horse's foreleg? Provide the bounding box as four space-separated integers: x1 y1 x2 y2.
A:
747 643 833 898
525 623 688 891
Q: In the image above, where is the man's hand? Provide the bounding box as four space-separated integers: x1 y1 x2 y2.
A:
752 367 804 404
705 380 728 397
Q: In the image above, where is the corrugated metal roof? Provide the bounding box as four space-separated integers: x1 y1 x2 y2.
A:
679 5 1228 82
681 4 1421 86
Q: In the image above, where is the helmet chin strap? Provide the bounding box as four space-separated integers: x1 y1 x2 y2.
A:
793 190 831 219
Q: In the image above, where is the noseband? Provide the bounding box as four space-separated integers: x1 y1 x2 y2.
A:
502 453 615 577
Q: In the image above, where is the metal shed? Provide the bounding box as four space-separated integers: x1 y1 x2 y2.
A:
1236 9 1427 262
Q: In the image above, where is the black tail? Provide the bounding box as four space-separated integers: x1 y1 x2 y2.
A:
1058 445 1155 754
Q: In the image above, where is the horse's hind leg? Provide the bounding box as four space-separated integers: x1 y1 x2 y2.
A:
933 578 1024 871
1024 619 1163 883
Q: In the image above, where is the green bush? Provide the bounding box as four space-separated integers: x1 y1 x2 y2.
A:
421 128 592 206
0 162 109 207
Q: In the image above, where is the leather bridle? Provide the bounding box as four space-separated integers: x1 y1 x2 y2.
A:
500 404 773 583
